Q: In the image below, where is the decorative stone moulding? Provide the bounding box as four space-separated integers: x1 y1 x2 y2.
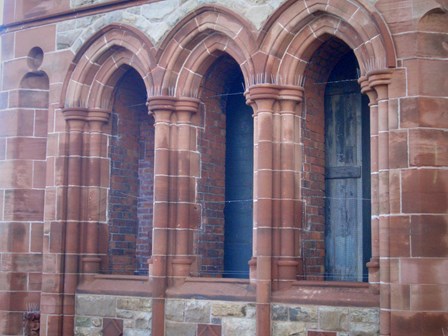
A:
62 107 89 122
87 108 111 123
147 96 177 113
246 84 305 107
367 69 393 98
278 85 304 103
245 84 281 105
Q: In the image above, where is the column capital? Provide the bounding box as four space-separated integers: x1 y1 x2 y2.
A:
87 108 111 123
62 107 88 131
278 85 304 112
358 76 378 106
147 96 176 122
245 84 279 113
175 97 200 123
367 69 393 101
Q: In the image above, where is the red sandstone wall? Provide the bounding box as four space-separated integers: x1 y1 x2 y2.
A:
0 0 447 335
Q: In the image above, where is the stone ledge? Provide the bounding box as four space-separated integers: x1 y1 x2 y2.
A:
77 274 152 297
272 281 379 307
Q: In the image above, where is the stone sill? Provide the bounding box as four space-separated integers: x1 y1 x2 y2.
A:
77 274 152 297
76 275 378 307
166 277 256 301
272 280 379 307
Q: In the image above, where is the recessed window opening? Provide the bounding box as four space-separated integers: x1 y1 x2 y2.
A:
107 67 154 275
198 56 253 279
324 51 371 282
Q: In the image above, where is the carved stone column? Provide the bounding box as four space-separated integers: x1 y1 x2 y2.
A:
171 97 200 285
275 86 304 289
359 76 380 292
61 107 89 334
147 96 175 336
246 84 279 336
368 70 393 336
82 109 110 276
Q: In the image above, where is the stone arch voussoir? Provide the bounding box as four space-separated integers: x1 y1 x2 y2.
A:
61 23 156 109
156 5 257 96
260 0 396 83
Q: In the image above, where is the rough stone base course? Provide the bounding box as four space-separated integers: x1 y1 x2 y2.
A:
75 294 378 336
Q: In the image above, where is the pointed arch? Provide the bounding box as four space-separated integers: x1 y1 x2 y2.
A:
61 23 156 109
258 0 396 83
154 5 257 96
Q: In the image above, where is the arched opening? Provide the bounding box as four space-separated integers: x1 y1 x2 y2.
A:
301 38 370 281
107 67 154 275
198 55 253 278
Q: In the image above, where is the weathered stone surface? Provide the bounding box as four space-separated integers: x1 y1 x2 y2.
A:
75 316 95 328
212 302 245 317
222 317 256 336
318 307 349 332
349 308 379 324
165 299 185 322
272 304 289 321
117 310 134 319
349 322 380 336
74 327 102 336
117 297 151 312
76 295 116 317
185 300 211 323
123 329 151 336
134 311 152 329
59 0 290 51
243 303 256 319
289 306 318 322
123 328 150 336
272 321 306 335
166 321 196 336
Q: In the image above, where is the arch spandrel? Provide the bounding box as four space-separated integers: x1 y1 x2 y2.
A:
61 23 156 110
155 5 257 96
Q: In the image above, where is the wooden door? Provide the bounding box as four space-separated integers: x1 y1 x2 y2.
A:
223 91 253 278
324 69 370 282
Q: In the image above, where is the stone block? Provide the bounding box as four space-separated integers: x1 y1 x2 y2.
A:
318 307 349 332
243 304 256 319
76 295 116 317
117 297 151 312
141 2 177 21
165 321 196 336
165 299 185 322
272 321 306 335
117 310 134 319
272 304 288 321
134 311 151 329
123 328 151 336
349 308 379 324
74 327 102 336
185 300 210 323
349 322 380 336
222 317 256 336
75 317 93 328
289 305 318 322
212 302 245 318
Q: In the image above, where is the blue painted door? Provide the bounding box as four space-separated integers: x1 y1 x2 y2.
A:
324 52 370 282
223 91 253 278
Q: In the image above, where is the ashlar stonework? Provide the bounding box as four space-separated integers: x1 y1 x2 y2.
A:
0 0 447 335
